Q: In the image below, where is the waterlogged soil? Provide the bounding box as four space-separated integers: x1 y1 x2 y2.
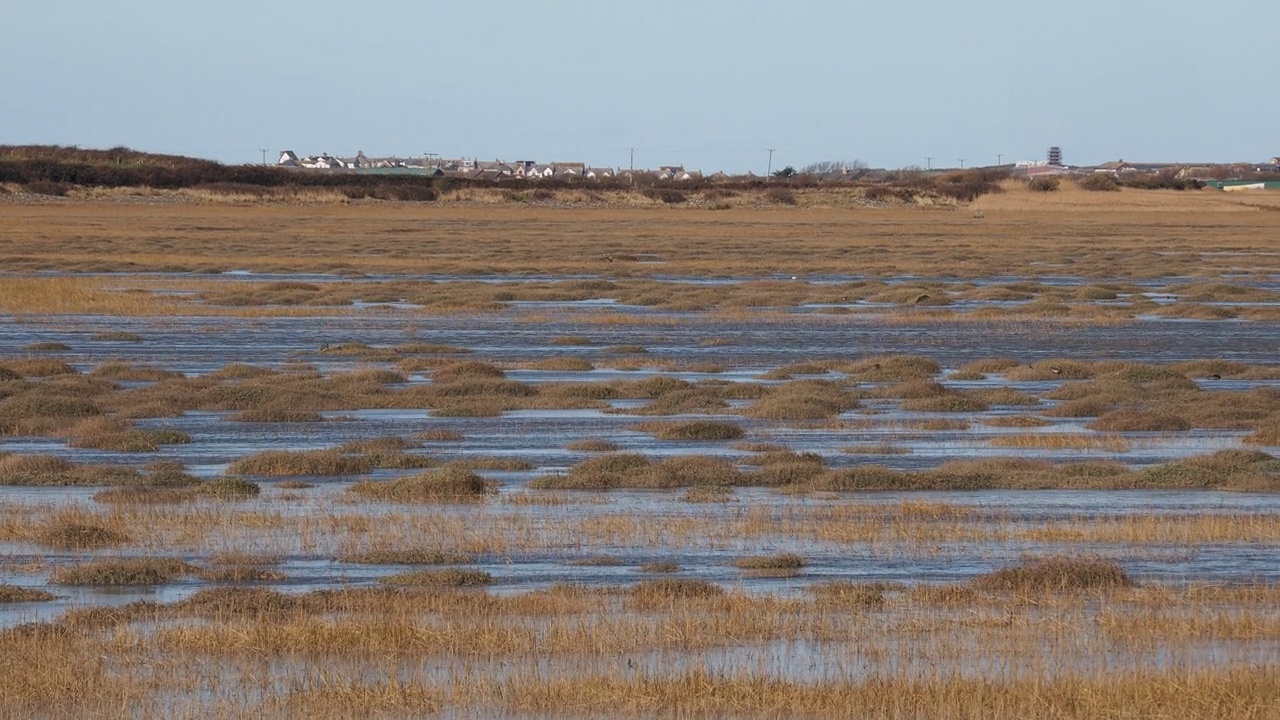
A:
2 273 1279 626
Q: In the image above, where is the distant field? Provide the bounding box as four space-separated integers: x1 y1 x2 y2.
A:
1 183 1278 279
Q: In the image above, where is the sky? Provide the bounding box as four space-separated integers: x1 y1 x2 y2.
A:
3 1 1276 173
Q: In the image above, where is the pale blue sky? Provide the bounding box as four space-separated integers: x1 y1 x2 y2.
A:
3 1 1275 172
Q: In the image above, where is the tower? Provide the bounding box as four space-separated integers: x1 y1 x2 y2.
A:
1048 146 1063 166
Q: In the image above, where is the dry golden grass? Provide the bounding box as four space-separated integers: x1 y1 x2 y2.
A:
2 191 1277 281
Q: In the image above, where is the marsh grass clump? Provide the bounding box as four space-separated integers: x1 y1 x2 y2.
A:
741 450 828 487
901 393 990 413
448 456 533 471
380 568 492 587
0 391 102 435
631 420 745 441
970 387 1041 406
1006 360 1094 381
0 585 56 603
197 476 261 499
1088 409 1191 432
732 552 807 571
1 358 78 377
431 361 506 381
338 549 471 565
631 578 723 605
565 439 619 452
36 522 130 550
24 342 71 352
349 466 489 502
550 335 593 346
229 407 326 422
809 581 895 608
808 465 917 491
209 363 276 380
67 417 192 451
640 561 682 573
89 362 181 381
745 380 858 420
227 449 371 476
51 558 195 586
845 355 941 381
529 357 595 371
531 453 650 490
972 556 1134 592
652 456 742 487
1129 449 1279 491
1244 423 1280 447
0 454 142 486
631 387 728 416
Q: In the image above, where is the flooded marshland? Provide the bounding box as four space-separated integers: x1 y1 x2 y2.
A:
2 192 1280 715
3 271 1279 623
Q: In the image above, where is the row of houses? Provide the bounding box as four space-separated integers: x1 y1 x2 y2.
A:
276 151 719 181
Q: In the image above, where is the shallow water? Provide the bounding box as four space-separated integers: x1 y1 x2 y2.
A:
2 273 1278 627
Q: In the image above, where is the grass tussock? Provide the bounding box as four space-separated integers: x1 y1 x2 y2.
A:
809 581 895 608
50 557 195 585
971 556 1135 592
229 407 326 422
66 417 192 451
227 449 369 476
630 578 723 605
35 521 130 550
349 466 490 502
196 476 261 499
1087 409 1192 432
630 420 745 441
745 380 859 420
0 454 144 486
0 585 56 603
732 552 807 570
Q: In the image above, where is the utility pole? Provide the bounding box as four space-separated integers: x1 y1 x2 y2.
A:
997 153 1003 166
767 148 776 177
959 158 966 170
629 147 635 185
925 156 932 171
258 148 270 166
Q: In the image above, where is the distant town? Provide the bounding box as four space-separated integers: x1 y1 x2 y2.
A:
274 147 1280 187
